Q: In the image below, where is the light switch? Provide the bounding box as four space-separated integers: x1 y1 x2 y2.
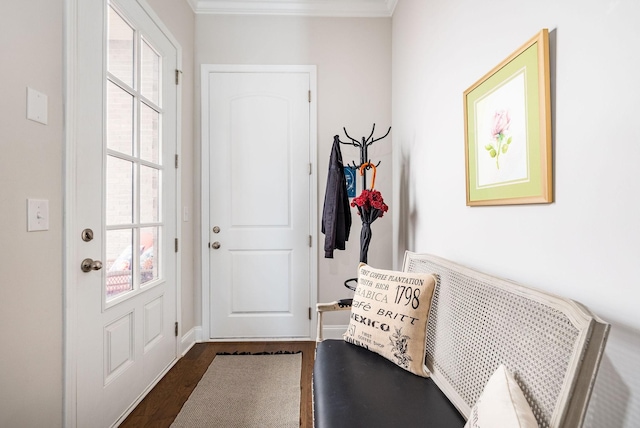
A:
27 199 49 232
27 87 48 125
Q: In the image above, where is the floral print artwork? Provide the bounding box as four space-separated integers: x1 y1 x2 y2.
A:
484 109 512 169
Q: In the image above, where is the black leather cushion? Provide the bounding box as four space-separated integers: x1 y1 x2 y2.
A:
313 340 466 428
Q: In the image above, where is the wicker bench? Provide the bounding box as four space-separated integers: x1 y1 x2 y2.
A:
313 252 610 428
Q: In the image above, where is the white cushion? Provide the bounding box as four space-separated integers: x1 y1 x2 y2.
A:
464 365 538 428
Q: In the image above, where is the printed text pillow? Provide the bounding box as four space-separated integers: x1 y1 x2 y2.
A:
343 263 436 377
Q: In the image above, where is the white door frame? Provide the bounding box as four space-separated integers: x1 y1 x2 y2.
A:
200 64 318 341
63 0 182 426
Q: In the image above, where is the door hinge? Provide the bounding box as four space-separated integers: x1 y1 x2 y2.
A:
309 235 312 247
308 90 311 103
308 163 312 175
175 322 179 337
175 69 182 85
175 154 179 168
175 238 179 252
308 307 312 320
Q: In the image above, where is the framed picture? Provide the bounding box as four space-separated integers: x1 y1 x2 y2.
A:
464 29 552 206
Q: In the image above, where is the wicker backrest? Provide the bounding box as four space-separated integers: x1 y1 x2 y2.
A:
403 252 609 428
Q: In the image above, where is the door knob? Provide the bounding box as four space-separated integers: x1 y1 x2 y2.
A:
81 258 103 272
212 242 221 250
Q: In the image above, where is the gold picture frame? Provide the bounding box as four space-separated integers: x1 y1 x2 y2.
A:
464 29 552 206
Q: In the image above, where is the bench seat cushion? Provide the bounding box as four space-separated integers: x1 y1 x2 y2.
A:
313 340 466 428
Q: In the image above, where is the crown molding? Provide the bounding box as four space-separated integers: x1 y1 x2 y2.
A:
187 0 397 17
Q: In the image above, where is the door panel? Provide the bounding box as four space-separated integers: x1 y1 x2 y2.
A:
206 70 312 339
231 250 292 312
72 0 178 426
230 95 291 226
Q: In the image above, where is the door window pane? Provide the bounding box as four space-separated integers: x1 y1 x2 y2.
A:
104 7 165 302
140 165 160 223
107 81 134 156
140 103 160 163
106 229 133 299
107 6 134 87
106 156 133 225
140 227 158 285
141 39 160 104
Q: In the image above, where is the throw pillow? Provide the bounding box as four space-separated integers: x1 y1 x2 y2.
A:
343 263 436 377
464 365 538 428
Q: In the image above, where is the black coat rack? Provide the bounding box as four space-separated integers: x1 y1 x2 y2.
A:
338 123 391 291
338 123 391 191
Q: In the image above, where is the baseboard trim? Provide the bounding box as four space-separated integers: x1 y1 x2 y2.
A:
180 326 201 356
323 325 348 340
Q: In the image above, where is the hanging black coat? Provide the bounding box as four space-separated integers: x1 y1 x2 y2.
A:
322 135 352 258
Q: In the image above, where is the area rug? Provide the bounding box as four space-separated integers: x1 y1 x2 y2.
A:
170 353 302 428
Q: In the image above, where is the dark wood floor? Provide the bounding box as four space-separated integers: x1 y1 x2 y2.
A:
120 341 316 428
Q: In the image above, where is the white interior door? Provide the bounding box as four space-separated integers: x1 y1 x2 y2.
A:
203 67 316 339
70 1 178 426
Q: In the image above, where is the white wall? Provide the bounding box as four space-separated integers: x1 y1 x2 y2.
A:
392 0 640 427
0 2 64 427
195 15 392 329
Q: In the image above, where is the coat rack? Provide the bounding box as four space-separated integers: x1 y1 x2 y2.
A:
339 123 391 192
338 123 391 291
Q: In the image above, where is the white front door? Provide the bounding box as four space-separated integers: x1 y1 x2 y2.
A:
70 1 178 426
202 66 317 339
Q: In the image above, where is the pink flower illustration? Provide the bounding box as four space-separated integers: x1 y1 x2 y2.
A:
484 109 513 169
491 110 511 139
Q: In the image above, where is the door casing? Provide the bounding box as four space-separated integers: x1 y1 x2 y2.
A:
200 64 318 341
